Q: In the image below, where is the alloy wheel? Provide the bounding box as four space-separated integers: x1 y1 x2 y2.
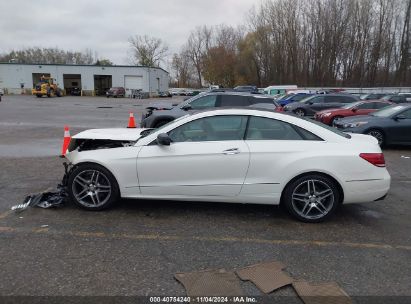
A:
294 109 305 116
72 169 112 208
291 179 335 220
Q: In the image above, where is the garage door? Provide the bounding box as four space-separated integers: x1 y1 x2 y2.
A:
124 76 143 97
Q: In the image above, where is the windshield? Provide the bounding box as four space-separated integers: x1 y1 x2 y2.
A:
301 117 351 139
341 101 361 109
371 105 406 117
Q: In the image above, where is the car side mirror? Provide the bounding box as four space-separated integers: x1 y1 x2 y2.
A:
352 108 358 112
394 114 406 120
157 133 172 145
307 101 313 105
181 104 192 111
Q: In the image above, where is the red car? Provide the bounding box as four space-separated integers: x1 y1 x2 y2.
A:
314 100 393 125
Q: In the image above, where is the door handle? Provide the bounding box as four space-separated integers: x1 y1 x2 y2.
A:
222 148 240 155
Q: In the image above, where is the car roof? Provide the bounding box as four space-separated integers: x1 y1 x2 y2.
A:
204 91 274 98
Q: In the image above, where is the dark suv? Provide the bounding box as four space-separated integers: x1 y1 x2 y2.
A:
141 92 281 128
283 94 359 117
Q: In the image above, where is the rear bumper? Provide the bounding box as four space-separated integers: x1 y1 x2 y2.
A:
342 172 391 204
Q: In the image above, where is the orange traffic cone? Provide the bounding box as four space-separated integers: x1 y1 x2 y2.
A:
127 112 137 128
61 125 71 156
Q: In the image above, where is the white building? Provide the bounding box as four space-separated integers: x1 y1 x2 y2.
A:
0 63 169 96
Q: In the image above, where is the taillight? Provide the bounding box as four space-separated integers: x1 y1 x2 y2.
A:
276 106 284 112
359 153 385 167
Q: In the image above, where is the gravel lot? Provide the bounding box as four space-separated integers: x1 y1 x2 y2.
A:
0 95 410 300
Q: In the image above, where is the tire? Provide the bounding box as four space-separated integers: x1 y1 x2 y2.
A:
36 94 42 98
154 120 172 128
67 163 120 211
282 174 341 223
294 108 306 117
56 90 62 97
330 115 343 126
366 129 385 146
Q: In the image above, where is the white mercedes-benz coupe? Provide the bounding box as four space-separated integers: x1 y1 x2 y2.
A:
64 109 390 222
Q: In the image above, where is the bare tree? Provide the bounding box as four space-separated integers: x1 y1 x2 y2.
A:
185 26 212 87
128 35 169 67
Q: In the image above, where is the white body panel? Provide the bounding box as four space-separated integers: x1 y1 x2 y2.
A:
65 109 391 206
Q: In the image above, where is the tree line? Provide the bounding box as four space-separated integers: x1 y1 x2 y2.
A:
0 47 113 65
171 0 411 88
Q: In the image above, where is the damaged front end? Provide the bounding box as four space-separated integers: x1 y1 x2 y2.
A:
67 138 136 153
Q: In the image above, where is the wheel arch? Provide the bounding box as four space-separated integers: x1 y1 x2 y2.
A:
280 171 344 206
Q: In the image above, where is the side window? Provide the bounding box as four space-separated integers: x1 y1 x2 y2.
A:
310 96 324 104
356 102 374 109
343 96 357 103
188 95 217 109
325 96 344 103
375 102 391 109
168 115 248 142
293 94 308 101
220 95 250 107
390 96 405 103
246 117 304 140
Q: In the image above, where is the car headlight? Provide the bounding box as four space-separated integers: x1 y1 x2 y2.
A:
343 121 368 128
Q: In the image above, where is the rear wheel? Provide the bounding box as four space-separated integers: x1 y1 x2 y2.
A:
68 163 120 211
294 108 306 117
283 174 340 223
366 129 385 146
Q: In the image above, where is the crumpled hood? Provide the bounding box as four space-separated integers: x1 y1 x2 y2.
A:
72 128 148 141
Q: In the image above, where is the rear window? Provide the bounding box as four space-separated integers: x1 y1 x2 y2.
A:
303 118 351 139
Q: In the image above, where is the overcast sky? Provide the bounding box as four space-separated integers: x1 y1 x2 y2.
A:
0 0 257 66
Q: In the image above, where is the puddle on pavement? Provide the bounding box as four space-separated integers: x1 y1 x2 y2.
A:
0 139 59 158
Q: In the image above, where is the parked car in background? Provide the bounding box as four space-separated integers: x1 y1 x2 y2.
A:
283 94 360 117
277 93 313 106
66 108 390 222
264 85 298 96
334 103 411 146
380 94 409 103
69 87 81 96
234 85 258 93
359 93 388 100
141 92 282 128
315 100 393 125
106 87 125 98
159 91 172 98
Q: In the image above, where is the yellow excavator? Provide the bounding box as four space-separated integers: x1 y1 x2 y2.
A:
32 76 63 98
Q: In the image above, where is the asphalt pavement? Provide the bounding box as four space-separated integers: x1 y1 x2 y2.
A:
0 95 410 300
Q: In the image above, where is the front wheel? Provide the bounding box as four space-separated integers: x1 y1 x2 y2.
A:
283 174 341 223
67 163 120 211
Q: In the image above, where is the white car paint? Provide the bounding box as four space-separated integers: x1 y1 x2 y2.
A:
66 109 390 205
